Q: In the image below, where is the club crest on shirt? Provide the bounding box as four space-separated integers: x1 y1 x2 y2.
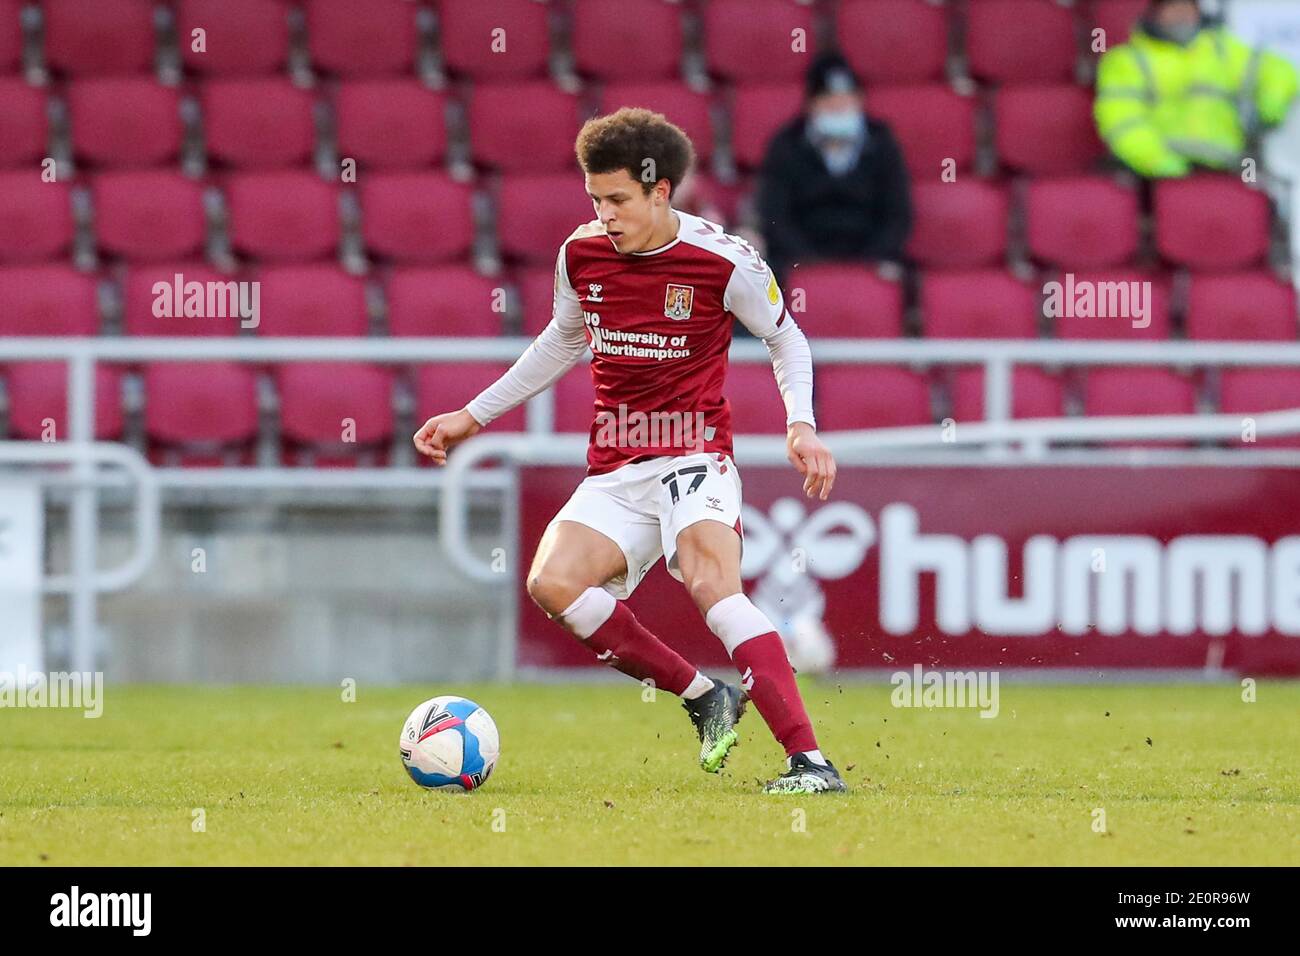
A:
664 283 695 320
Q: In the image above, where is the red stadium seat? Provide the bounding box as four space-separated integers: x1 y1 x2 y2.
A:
725 363 798 434
496 172 596 266
836 0 948 85
177 0 291 76
68 78 182 168
6 363 123 439
1186 273 1298 341
1026 176 1139 268
201 79 316 169
554 365 596 433
305 0 418 77
1050 269 1173 339
780 264 903 338
517 266 556 335
225 171 340 262
814 365 934 430
866 85 976 179
0 0 20 72
703 0 815 82
730 83 803 170
1084 367 1198 445
1089 0 1147 49
598 82 714 163
0 173 74 263
359 172 474 265
0 266 99 335
1154 176 1272 271
994 84 1104 175
387 267 505 337
572 0 683 81
93 171 207 262
416 364 528 432
921 270 1040 339
254 265 368 336
949 367 1065 421
966 0 1077 83
122 262 239 336
41 0 156 76
436 0 550 80
907 180 1009 268
144 361 260 465
1218 369 1300 448
277 363 394 465
334 80 447 169
468 82 581 172
0 80 49 168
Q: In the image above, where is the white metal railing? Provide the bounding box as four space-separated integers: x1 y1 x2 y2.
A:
6 336 1300 668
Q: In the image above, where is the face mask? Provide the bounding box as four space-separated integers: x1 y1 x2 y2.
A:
811 109 864 141
1164 22 1200 44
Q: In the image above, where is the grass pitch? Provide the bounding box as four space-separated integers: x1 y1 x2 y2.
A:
2 681 1297 866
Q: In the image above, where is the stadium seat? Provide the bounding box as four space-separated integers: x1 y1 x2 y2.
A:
201 79 316 169
725 363 799 434
1089 0 1148 49
0 173 74 263
1186 273 1298 341
1050 270 1173 340
907 180 1009 268
468 82 581 172
835 0 948 85
920 270 1040 339
554 366 596 433
1084 367 1198 445
387 266 505 337
41 0 156 76
1153 176 1272 271
122 262 239 336
358 172 474 265
949 366 1065 422
0 0 20 73
224 171 341 262
93 171 207 262
0 80 49 168
703 0 815 82
572 0 683 81
994 84 1105 175
415 363 528 433
865 85 976 179
780 264 903 338
516 266 557 336
729 83 803 170
334 80 447 169
144 361 260 465
0 266 99 335
254 265 369 336
177 0 292 76
436 0 550 80
813 365 934 430
277 362 394 465
1218 368 1300 448
5 362 123 439
1026 176 1139 268
496 173 597 266
68 78 183 168
305 0 418 77
966 0 1077 83
598 82 714 163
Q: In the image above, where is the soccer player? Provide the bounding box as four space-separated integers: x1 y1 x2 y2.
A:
414 108 846 794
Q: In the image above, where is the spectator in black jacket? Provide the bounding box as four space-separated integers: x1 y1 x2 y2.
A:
756 52 912 286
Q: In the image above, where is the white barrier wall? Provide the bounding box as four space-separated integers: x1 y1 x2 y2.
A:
0 484 44 672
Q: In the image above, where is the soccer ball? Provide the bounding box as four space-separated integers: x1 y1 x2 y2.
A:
399 695 500 792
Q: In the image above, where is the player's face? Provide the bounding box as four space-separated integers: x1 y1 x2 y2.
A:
585 170 672 254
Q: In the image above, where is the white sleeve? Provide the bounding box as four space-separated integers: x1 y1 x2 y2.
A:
465 248 589 427
724 260 817 429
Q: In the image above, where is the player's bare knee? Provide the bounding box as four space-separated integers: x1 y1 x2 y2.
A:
687 573 738 616
527 568 582 619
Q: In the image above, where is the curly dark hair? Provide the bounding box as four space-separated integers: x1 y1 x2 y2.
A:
574 107 695 199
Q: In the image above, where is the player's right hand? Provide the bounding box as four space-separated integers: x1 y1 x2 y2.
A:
413 408 482 466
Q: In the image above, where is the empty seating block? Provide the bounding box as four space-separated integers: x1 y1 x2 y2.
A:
42 0 156 76
1154 176 1272 270
387 267 505 337
950 367 1064 421
436 0 550 80
334 80 447 169
703 0 815 82
921 270 1040 339
68 78 182 168
305 0 418 77
277 363 394 465
177 0 291 76
202 79 316 168
726 363 799 434
416 364 528 432
813 365 933 430
1186 273 1298 341
225 172 340 262
866 85 976 179
780 264 903 338
1026 176 1139 268
122 262 237 336
907 180 1009 268
93 171 207 261
0 0 20 72
966 0 1077 83
359 172 474 264
994 84 1104 175
836 0 948 85
254 265 368 336
731 83 803 171
1218 369 1300 448
572 0 682 81
1084 367 1198 445
6 363 123 439
468 82 580 172
0 174 74 262
144 361 260 465
0 80 49 168
0 266 99 334
1051 270 1173 339
496 173 597 266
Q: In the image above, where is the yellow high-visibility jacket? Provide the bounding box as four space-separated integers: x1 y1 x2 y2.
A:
1095 25 1299 177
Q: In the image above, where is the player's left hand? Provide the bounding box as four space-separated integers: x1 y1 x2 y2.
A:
787 422 836 500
